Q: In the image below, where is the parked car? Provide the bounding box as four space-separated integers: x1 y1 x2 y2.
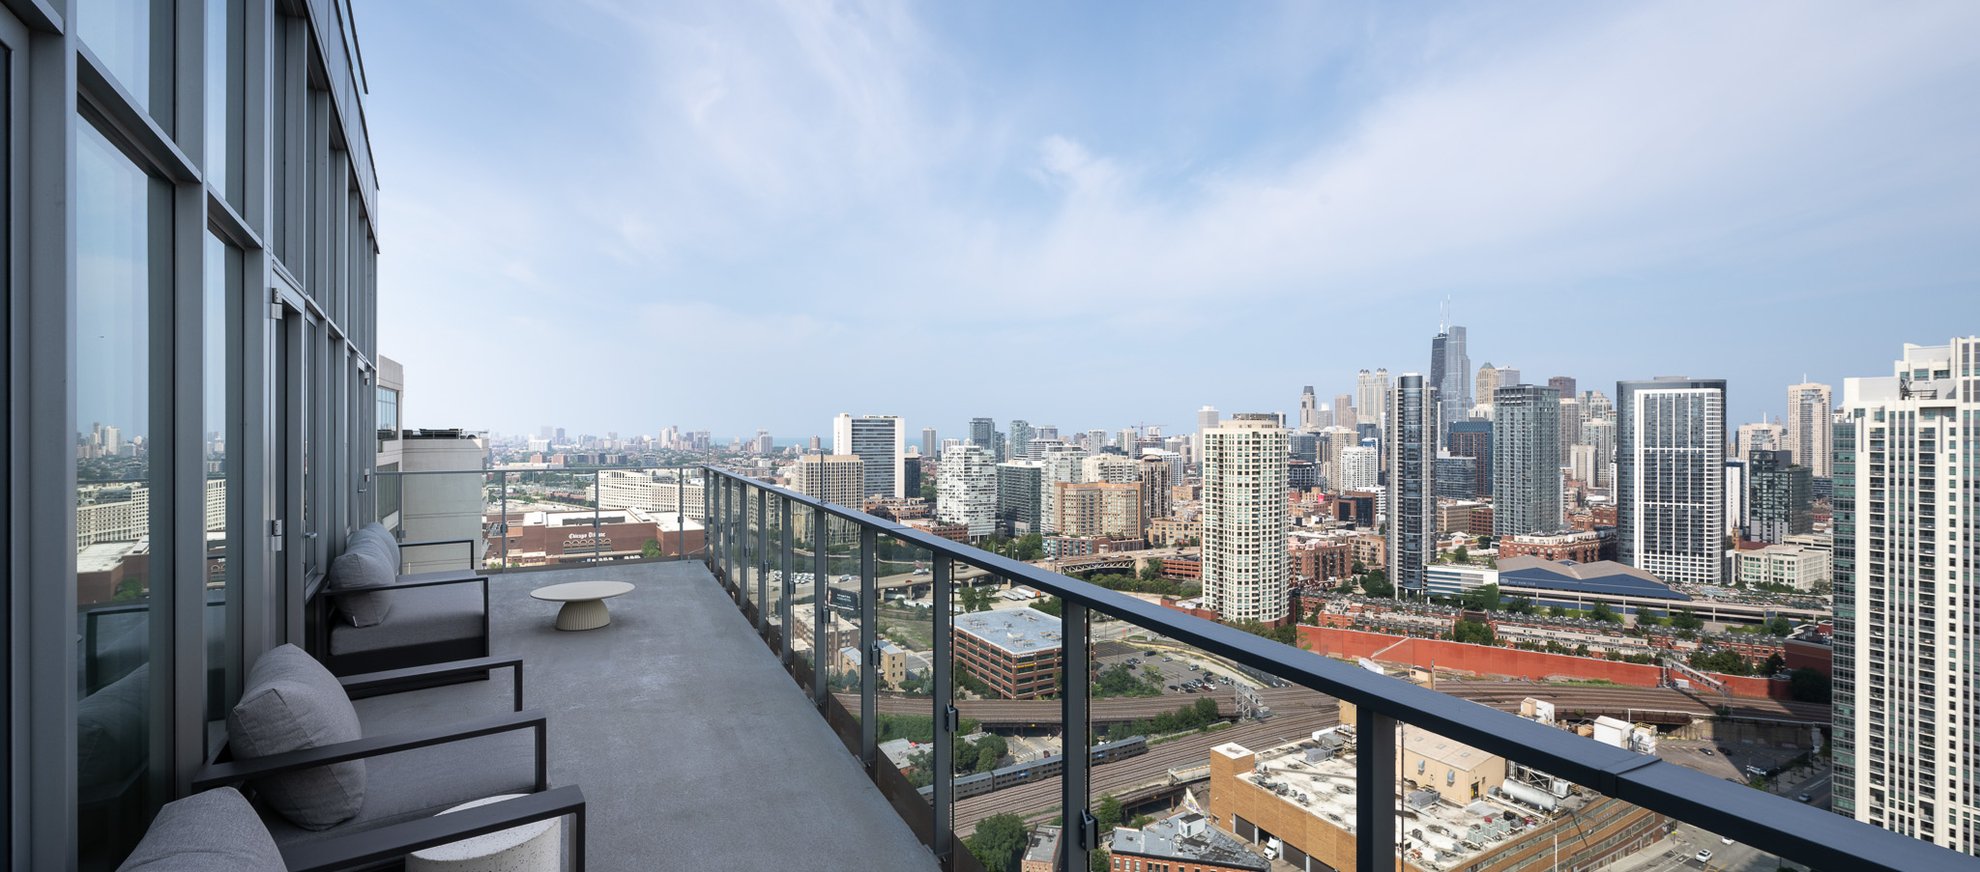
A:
1695 849 1713 864
1797 793 1812 802
1700 748 1715 756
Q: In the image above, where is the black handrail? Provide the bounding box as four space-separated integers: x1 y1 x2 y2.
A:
704 464 1971 872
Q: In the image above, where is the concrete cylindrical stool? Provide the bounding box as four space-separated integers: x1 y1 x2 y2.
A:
407 794 562 872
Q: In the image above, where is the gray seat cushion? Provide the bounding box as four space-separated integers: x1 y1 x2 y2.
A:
228 645 366 830
326 545 394 627
118 787 282 872
259 727 536 850
328 581 484 656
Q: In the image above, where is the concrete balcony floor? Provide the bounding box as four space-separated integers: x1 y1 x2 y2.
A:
355 558 938 872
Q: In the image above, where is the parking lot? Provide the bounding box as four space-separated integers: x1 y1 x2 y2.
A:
1093 644 1238 697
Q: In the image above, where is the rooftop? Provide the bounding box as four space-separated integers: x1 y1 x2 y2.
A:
1109 812 1267 871
953 609 1064 656
1497 556 1692 601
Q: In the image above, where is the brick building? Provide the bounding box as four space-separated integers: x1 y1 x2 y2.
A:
1498 530 1601 563
953 610 1063 699
1289 537 1353 583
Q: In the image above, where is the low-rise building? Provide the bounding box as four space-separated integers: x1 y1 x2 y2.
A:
837 639 908 689
485 507 703 568
1022 825 1063 872
1107 812 1267 872
1148 517 1201 546
1289 536 1353 583
1735 544 1831 591
953 610 1064 699
1498 530 1601 563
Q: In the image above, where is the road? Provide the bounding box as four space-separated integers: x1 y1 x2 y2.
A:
952 708 1340 837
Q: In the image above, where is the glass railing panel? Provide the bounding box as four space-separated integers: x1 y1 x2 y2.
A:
947 561 1066 872
1081 593 1328 872
763 493 786 651
820 513 867 754
872 532 939 853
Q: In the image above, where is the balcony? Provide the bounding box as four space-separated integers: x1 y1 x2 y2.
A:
346 557 937 872
356 466 1977 872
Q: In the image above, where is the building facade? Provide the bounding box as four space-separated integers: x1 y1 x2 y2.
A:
1053 481 1143 541
1388 375 1436 596
1616 377 1727 586
1447 419 1493 499
11 2 385 865
1745 449 1812 544
1784 381 1834 479
833 413 906 499
937 444 997 539
1832 338 1980 852
1201 415 1290 622
996 461 1044 537
952 611 1063 700
1492 384 1563 538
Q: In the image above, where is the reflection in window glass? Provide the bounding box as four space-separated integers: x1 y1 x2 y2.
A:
75 118 167 870
204 0 237 199
78 0 171 123
203 234 239 727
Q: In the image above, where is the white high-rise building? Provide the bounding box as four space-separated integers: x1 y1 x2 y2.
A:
1201 414 1289 623
1784 382 1834 479
832 413 905 499
1298 386 1321 431
1337 446 1379 492
1082 454 1140 484
936 444 997 539
1833 338 1980 852
791 454 864 542
1616 378 1726 586
1355 369 1392 436
1473 363 1502 413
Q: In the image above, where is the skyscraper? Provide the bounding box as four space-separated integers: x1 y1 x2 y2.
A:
1833 338 1979 851
1037 442 1088 535
1201 414 1289 623
969 417 997 453
1431 323 1471 445
1332 394 1357 429
832 413 906 499
1388 375 1435 597
1616 378 1727 586
1582 417 1616 488
1547 375 1577 399
791 454 864 542
1474 363 1502 413
1734 421 1784 463
1745 449 1811 544
1446 420 1493 499
1138 455 1173 526
1784 382 1834 479
1299 386 1321 431
921 427 938 459
1492 385 1563 537
995 461 1044 537
1338 446 1379 492
937 443 996 539
1008 419 1034 461
1355 369 1391 436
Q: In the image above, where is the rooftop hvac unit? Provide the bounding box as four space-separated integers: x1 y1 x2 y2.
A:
1406 789 1441 810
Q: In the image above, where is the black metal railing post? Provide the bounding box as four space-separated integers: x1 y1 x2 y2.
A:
1062 600 1091 872
1358 706 1397 872
931 551 955 863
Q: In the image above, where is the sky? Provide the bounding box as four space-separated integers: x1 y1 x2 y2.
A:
359 0 1980 443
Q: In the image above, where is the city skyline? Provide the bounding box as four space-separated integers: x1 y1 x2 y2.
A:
363 1 1980 438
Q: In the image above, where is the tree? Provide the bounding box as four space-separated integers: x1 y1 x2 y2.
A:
1451 620 1495 646
1360 569 1393 598
1549 606 1574 618
965 813 1030 872
1504 596 1536 615
1589 601 1622 624
1452 544 1470 565
1789 668 1832 703
920 478 938 504
1094 794 1124 832
641 538 663 559
1030 596 1064 618
1765 615 1794 637
1139 559 1163 582
1461 583 1502 612
1670 609 1704 631
1763 653 1787 676
1013 533 1045 561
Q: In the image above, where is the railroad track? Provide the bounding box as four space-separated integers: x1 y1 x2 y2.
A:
1438 680 1829 722
952 708 1340 836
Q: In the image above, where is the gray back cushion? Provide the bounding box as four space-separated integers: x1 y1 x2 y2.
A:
353 523 402 571
326 545 393 627
227 645 366 830
78 664 149 800
117 787 282 872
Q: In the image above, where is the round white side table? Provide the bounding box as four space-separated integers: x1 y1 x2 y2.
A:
528 581 635 631
407 793 561 872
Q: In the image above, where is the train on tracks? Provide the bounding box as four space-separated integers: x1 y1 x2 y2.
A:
920 735 1148 801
